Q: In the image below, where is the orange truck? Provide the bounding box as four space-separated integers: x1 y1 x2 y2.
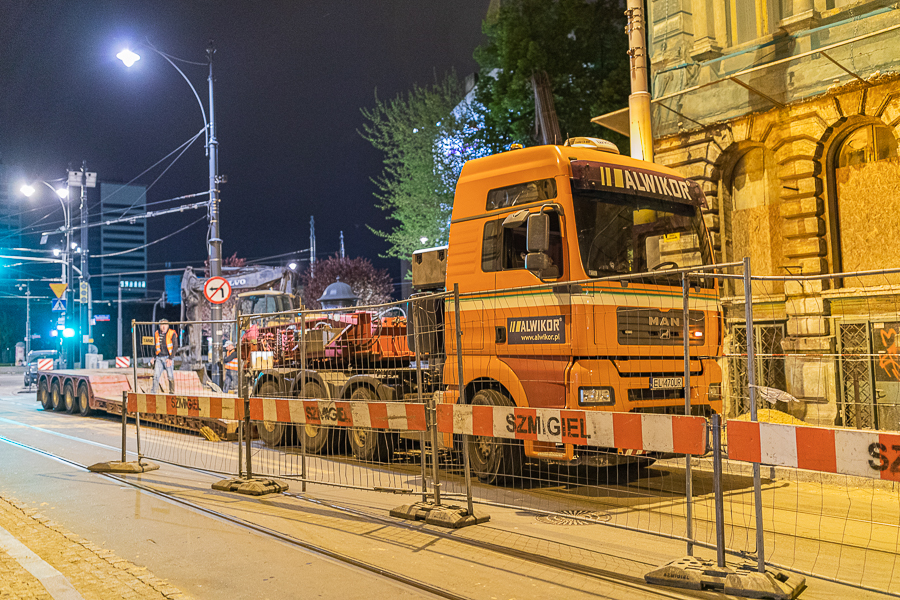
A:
247 137 722 484
412 137 722 483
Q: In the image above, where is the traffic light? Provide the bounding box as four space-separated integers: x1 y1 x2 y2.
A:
63 327 75 338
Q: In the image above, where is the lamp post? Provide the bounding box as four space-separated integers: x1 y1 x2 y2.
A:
20 181 73 368
118 42 224 385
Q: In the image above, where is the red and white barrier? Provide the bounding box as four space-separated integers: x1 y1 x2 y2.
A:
248 398 427 431
437 404 708 455
127 393 245 420
37 358 54 371
115 356 130 368
728 420 900 482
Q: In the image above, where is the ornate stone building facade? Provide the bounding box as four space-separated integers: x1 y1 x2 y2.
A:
637 1 899 427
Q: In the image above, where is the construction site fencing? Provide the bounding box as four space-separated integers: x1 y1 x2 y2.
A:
239 295 442 495
711 261 900 596
129 319 242 475
115 262 900 597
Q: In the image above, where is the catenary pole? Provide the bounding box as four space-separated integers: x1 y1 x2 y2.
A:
207 43 224 388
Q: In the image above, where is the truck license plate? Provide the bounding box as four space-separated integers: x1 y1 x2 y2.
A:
650 377 683 390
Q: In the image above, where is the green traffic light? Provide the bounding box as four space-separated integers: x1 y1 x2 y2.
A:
63 327 76 338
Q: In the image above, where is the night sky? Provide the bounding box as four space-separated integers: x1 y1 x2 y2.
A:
1 1 490 289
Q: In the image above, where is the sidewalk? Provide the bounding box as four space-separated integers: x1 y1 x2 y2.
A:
0 492 187 600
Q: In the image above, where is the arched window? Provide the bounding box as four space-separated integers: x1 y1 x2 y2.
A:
725 146 782 295
837 124 898 168
831 124 899 277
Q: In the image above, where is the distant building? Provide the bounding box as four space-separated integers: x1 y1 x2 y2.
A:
595 1 900 428
0 163 24 250
99 183 147 300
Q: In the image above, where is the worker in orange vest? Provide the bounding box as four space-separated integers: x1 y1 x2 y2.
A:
223 339 238 393
151 319 178 394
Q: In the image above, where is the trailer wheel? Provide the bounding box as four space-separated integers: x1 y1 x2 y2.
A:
256 380 285 447
467 389 524 485
38 379 52 411
63 382 77 414
347 387 394 462
50 380 64 412
296 380 328 454
77 383 93 417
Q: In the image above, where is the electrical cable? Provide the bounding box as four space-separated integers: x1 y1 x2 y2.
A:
91 216 205 259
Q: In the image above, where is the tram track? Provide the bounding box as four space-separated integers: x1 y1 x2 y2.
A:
3 399 898 598
0 426 715 600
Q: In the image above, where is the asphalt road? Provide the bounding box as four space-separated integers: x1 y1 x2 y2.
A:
0 373 896 599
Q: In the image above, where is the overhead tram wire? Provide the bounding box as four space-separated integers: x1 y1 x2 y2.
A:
99 127 205 218
0 130 206 246
91 215 206 259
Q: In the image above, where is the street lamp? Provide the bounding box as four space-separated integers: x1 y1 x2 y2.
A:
118 40 224 384
20 180 73 367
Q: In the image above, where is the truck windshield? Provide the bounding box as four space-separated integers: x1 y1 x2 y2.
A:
572 191 712 279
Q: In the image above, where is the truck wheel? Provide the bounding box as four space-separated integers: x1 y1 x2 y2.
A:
466 389 524 485
38 379 52 410
347 387 394 462
78 384 93 416
256 380 285 447
63 382 77 414
296 380 328 454
51 380 64 412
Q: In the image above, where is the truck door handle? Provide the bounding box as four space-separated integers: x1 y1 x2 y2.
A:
495 326 507 344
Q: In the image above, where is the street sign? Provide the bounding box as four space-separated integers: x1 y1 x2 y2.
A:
94 314 110 322
203 276 232 304
49 283 67 298
52 298 67 312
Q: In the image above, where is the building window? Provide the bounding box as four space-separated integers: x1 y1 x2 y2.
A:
837 124 898 168
724 146 782 295
725 0 781 45
830 124 899 278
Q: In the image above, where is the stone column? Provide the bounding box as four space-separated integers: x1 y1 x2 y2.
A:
776 111 834 426
689 0 723 62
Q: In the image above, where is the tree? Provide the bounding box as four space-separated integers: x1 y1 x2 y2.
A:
300 255 393 310
360 71 485 261
474 0 630 151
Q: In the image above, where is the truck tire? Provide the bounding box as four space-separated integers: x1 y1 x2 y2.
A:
63 382 77 414
38 379 52 411
466 388 524 486
296 380 328 454
78 383 93 417
347 386 394 462
51 380 64 412
256 380 286 447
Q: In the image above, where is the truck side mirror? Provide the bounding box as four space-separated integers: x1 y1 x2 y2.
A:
526 213 549 252
525 212 558 279
525 251 551 275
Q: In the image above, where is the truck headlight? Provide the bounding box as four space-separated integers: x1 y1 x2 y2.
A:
579 387 614 407
708 382 722 402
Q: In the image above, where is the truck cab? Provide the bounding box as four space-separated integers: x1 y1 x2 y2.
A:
431 138 722 478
